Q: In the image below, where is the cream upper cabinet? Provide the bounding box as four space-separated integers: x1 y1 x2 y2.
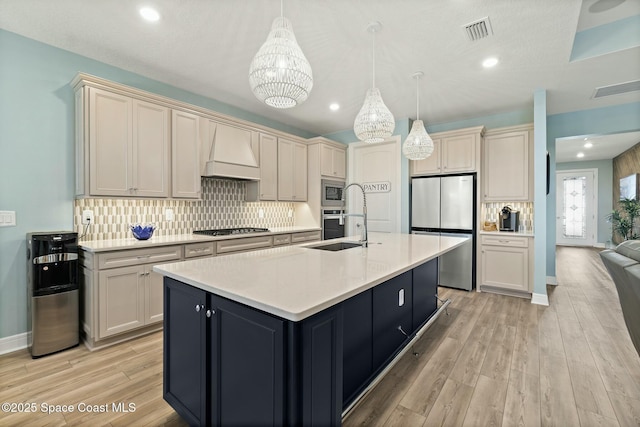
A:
483 125 533 202
411 138 442 175
320 144 346 179
172 110 201 199
410 126 483 176
278 138 307 201
246 133 278 201
84 87 170 197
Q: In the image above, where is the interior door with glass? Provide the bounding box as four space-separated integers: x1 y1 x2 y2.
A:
556 170 597 246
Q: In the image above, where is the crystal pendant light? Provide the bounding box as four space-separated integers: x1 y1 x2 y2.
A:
353 22 395 143
402 71 434 160
249 0 313 109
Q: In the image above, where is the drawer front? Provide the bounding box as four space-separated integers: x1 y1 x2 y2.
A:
291 231 322 243
217 236 273 254
481 235 529 248
273 234 291 246
97 246 182 270
184 242 216 258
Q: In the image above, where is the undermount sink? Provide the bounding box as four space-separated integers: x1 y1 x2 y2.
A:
307 241 363 251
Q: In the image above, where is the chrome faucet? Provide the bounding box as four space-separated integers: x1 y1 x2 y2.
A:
340 183 368 247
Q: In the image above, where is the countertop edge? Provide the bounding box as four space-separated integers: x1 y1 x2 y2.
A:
79 226 322 253
154 234 468 321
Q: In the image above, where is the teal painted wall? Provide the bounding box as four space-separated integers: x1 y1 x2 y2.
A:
546 102 640 277
556 160 614 245
571 14 640 61
0 29 315 341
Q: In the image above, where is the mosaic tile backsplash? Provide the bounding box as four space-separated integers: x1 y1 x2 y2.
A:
74 179 295 241
482 202 534 231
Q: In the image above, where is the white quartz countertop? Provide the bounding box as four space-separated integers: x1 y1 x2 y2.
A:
79 226 321 252
153 232 468 321
479 230 535 237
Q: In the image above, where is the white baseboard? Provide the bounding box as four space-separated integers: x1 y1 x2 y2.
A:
0 332 28 355
546 276 558 285
594 242 606 248
531 293 549 306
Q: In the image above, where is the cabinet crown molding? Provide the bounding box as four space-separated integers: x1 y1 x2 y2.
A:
429 125 485 139
484 123 533 136
70 72 308 143
306 136 347 149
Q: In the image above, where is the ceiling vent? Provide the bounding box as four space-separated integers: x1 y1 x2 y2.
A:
463 17 493 41
593 80 640 98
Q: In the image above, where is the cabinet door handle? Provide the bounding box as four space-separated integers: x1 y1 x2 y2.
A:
206 309 215 317
397 325 409 337
195 304 204 312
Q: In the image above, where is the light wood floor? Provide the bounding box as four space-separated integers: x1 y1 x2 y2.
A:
1 246 639 426
344 246 640 427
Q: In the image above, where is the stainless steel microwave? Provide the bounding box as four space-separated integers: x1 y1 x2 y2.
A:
321 179 345 207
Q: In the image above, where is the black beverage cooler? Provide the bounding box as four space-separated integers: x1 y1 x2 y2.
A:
27 232 79 357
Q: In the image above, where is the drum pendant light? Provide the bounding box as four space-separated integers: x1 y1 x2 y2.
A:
402 71 434 160
353 22 395 143
249 0 313 109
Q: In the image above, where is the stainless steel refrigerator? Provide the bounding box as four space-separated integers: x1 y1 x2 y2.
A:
410 174 475 291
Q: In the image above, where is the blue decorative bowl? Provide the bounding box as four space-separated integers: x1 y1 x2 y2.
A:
130 223 156 240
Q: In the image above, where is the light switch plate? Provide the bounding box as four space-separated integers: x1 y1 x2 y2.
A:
165 209 174 221
0 210 16 227
258 208 265 219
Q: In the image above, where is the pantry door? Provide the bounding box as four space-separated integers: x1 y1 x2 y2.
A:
556 169 597 246
347 136 401 236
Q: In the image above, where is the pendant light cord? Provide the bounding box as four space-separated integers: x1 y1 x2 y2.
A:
416 75 420 120
372 29 376 89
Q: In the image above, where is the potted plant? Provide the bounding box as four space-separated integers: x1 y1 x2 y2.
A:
607 197 640 242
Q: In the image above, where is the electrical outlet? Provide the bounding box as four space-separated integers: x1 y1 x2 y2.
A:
165 209 174 221
258 208 265 219
82 209 94 225
287 209 293 218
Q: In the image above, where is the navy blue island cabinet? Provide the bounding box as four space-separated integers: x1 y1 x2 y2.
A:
163 258 438 427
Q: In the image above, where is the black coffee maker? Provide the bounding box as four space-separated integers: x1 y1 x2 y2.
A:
500 206 520 232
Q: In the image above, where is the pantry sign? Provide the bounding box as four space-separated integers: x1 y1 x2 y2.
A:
363 181 391 193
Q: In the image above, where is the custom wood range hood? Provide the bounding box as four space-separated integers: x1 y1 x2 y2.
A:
200 120 260 181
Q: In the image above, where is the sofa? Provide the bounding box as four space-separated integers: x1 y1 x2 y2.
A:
600 240 640 356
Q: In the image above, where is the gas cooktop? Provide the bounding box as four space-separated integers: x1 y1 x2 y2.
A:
193 227 270 237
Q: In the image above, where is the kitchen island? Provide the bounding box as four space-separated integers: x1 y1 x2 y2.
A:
153 232 467 426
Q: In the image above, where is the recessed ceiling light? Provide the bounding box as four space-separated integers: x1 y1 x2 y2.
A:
329 103 340 111
140 7 160 22
577 152 585 158
482 57 499 68
584 142 593 148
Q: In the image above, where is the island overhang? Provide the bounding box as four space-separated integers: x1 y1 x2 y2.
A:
153 232 468 321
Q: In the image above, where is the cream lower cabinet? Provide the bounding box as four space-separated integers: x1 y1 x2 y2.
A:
81 245 182 348
291 230 322 243
480 235 531 293
98 265 160 338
